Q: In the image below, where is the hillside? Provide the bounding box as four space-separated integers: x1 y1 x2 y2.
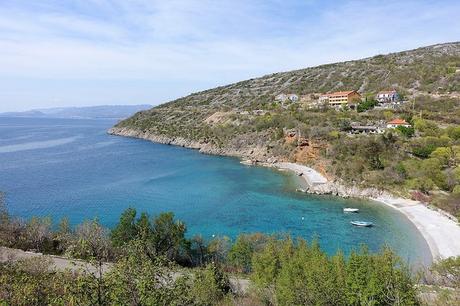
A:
111 42 460 218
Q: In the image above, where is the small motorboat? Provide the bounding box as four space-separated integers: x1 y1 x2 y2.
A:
351 221 373 227
343 208 359 213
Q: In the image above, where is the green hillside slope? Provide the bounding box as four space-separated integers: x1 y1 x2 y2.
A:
112 42 460 218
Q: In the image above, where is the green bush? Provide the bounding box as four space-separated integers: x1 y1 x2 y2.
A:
396 125 415 138
357 98 378 113
251 239 419 306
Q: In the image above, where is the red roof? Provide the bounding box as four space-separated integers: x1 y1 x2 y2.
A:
388 118 408 125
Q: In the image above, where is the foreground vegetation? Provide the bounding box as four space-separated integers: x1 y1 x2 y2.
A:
1 200 459 305
115 43 460 219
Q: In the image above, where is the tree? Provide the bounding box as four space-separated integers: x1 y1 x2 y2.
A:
136 212 153 241
407 177 436 194
446 125 460 140
414 118 440 137
430 147 454 168
190 235 207 266
0 192 25 249
251 239 418 306
227 235 254 273
188 263 231 305
396 125 415 138
411 136 449 158
23 216 52 252
151 212 187 261
106 240 188 305
423 158 448 190
110 207 137 247
0 192 6 220
207 236 231 265
251 240 280 289
54 217 73 254
383 110 394 121
0 256 83 305
357 98 377 112
67 219 113 306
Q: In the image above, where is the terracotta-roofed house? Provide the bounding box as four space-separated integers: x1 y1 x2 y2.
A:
319 90 362 109
386 118 411 129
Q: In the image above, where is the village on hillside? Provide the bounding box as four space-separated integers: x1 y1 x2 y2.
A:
272 89 413 135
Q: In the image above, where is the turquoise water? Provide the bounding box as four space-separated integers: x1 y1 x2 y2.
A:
0 117 431 265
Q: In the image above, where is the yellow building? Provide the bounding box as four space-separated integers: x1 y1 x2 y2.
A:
319 91 362 108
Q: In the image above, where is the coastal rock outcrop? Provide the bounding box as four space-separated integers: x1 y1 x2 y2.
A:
108 127 277 164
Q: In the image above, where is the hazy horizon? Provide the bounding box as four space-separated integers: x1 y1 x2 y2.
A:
0 104 152 113
1 0 459 112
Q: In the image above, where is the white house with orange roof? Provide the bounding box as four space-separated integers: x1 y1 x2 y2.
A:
386 118 411 129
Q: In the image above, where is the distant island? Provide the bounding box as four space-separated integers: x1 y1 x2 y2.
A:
0 104 152 120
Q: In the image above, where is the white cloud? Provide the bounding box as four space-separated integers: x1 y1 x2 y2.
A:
0 0 459 111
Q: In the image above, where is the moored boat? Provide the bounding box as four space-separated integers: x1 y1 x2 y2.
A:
343 208 359 213
351 221 373 227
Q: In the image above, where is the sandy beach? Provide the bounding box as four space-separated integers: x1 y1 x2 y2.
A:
275 162 460 261
371 195 460 260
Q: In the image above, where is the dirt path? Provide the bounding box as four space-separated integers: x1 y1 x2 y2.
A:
0 246 249 294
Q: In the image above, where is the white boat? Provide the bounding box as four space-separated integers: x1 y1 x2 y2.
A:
343 208 359 213
351 221 373 227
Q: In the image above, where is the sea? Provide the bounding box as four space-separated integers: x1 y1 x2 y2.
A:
0 117 431 265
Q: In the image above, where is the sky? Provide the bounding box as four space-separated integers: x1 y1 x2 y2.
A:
0 0 459 112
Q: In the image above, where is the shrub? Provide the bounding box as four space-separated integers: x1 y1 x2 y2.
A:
251 239 419 306
396 125 415 138
414 118 440 136
357 98 378 113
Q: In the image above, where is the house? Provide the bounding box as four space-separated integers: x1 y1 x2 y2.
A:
275 93 299 103
376 90 400 103
350 124 384 134
319 91 362 109
386 118 411 129
287 94 299 102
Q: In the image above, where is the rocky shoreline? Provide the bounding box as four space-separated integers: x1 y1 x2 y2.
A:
108 126 280 162
109 126 390 199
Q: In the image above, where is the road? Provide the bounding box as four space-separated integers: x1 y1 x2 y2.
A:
0 246 249 294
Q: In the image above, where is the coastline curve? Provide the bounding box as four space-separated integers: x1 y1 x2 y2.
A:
108 127 460 262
